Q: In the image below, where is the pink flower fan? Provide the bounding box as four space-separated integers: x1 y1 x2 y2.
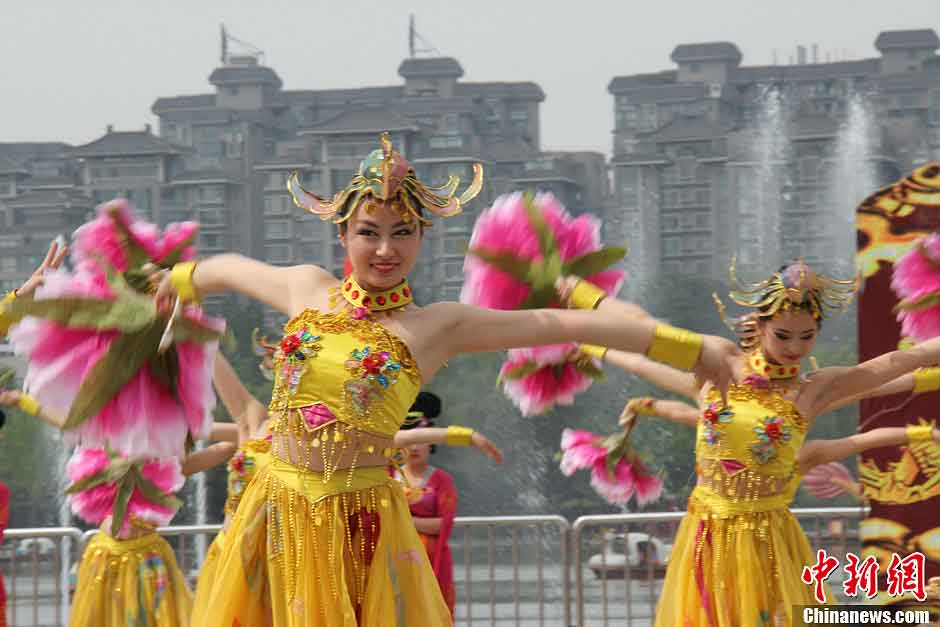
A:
461 191 626 310
500 344 603 416
7 198 222 458
892 233 940 342
559 427 663 506
66 446 184 538
462 192 625 412
802 462 858 500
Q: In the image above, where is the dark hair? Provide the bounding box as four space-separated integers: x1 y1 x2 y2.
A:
337 198 427 234
0 408 6 430
404 391 442 453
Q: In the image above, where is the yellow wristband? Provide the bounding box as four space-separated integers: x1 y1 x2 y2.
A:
630 397 658 416
16 393 40 417
579 344 608 360
907 424 935 443
170 261 200 303
445 425 474 447
568 280 606 310
913 368 940 394
647 323 704 372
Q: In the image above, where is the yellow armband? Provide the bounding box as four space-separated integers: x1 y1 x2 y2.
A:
0 290 17 337
169 261 200 303
445 425 474 447
16 393 40 417
906 424 935 444
630 397 658 416
646 323 703 372
913 367 940 394
579 344 608 360
566 280 606 310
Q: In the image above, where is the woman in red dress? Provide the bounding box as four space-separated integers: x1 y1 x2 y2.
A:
395 392 459 615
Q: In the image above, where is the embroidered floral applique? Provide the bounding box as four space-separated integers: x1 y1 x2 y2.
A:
343 347 402 415
751 415 791 464
141 553 168 609
702 402 733 446
278 328 323 395
228 450 255 498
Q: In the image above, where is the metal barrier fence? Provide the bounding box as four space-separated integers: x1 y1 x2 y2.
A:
2 507 867 627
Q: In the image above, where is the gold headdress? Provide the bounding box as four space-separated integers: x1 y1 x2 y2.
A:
713 257 857 349
287 132 483 225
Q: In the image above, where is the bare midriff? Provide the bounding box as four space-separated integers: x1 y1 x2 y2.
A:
270 413 395 474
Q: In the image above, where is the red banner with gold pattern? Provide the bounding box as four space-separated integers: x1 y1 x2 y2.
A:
856 164 940 605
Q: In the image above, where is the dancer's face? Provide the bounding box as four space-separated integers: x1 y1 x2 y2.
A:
759 310 819 365
407 441 432 466
340 200 423 291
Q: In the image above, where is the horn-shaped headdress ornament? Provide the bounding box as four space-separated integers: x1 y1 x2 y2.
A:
287 132 483 225
713 257 857 349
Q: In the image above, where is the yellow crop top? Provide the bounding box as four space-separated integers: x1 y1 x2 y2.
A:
268 307 422 440
694 383 809 513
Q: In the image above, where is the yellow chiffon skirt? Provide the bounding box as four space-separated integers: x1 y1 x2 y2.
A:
202 458 453 627
655 487 826 627
69 532 192 627
190 528 225 624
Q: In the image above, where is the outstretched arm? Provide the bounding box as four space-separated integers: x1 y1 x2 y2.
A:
819 368 940 414
181 442 238 476
0 390 66 429
209 422 239 444
601 349 700 402
798 426 940 471
212 353 269 439
393 427 503 464
156 254 335 316
809 339 940 417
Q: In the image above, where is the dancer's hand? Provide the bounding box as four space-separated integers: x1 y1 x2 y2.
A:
0 389 21 407
695 335 741 404
17 239 68 298
153 270 177 313
471 432 503 464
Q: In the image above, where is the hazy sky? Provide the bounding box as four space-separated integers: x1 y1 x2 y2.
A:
1 1 937 155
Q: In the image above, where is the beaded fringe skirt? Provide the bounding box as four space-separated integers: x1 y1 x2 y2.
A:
201 459 453 627
655 487 826 627
190 528 225 625
69 532 192 627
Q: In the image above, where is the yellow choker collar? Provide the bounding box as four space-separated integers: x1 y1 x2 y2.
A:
749 351 800 379
338 275 413 312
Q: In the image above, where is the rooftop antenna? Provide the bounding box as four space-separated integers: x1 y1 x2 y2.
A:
408 14 441 58
220 23 266 65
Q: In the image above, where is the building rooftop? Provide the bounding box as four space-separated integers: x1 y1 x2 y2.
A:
299 108 420 135
209 63 283 88
72 128 186 158
398 57 464 79
671 42 743 65
641 116 729 142
875 29 940 51
484 137 537 162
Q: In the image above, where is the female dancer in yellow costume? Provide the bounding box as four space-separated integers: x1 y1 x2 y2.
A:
152 133 743 626
191 347 502 624
575 260 940 626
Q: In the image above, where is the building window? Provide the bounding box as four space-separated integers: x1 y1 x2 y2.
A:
663 237 680 257
798 157 820 183
689 63 702 73
0 257 16 273
266 172 286 190
428 136 463 150
265 220 291 240
442 261 463 279
442 237 466 255
265 244 292 264
264 195 290 215
199 233 222 250
661 214 679 231
200 185 225 203
297 218 324 241
227 86 239 96
198 208 226 225
442 113 460 134
695 213 710 228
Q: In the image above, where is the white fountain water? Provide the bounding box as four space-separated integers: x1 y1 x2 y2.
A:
828 92 878 273
192 441 208 567
749 85 791 269
56 433 72 621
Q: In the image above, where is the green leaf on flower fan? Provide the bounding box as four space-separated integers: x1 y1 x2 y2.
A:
466 247 533 282
498 361 541 381
131 467 182 511
5 296 156 333
64 458 133 495
604 431 629 479
148 347 180 399
895 292 940 312
563 247 628 279
105 205 156 273
63 321 165 430
575 358 606 381
158 232 197 268
173 317 224 344
522 192 558 261
110 476 135 538
0 369 14 388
